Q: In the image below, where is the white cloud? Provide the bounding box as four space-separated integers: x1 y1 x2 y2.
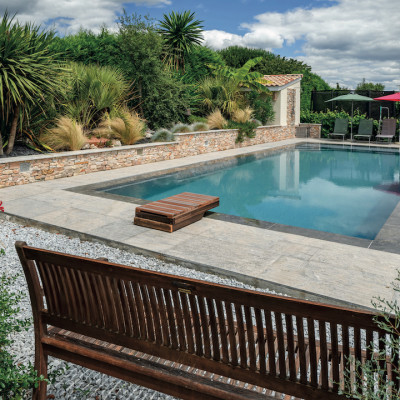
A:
1 0 170 34
203 0 400 90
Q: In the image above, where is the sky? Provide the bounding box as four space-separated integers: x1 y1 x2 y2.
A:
3 0 400 90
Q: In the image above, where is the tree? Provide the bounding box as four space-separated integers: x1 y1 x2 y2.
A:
118 12 191 128
0 13 62 155
182 45 224 84
356 78 385 91
158 10 203 71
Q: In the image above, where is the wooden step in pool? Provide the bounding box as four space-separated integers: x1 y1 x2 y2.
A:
134 192 220 233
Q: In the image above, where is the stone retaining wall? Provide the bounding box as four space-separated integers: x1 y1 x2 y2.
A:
0 125 294 188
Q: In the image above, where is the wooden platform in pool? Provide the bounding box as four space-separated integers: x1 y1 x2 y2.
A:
134 192 220 233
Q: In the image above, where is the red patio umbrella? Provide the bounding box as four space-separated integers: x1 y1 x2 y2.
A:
374 92 400 101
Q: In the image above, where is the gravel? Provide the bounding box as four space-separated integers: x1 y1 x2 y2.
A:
0 219 282 400
0 143 42 158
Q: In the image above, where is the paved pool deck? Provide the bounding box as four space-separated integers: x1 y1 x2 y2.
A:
1 138 400 310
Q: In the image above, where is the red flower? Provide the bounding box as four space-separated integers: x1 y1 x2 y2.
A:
0 201 4 212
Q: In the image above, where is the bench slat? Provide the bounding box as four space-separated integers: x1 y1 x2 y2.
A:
16 242 399 400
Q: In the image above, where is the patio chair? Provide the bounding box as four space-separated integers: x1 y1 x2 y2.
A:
376 119 397 143
353 119 374 143
328 118 348 141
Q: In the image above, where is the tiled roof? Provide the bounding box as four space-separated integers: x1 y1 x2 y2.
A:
262 74 303 87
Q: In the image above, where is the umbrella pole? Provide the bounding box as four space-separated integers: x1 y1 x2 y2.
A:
351 101 354 140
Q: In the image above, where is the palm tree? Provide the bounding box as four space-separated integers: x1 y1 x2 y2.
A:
0 13 62 155
199 57 271 116
158 10 203 71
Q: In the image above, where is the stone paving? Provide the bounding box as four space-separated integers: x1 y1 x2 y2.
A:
1 138 400 310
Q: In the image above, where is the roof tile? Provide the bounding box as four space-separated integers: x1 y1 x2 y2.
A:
262 74 303 87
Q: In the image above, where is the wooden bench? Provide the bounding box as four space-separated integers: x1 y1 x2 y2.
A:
134 192 219 232
16 242 398 400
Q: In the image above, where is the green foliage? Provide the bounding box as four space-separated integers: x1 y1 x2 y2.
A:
151 128 175 142
217 46 271 69
0 274 45 398
210 57 269 93
60 62 130 130
182 46 224 84
118 12 191 129
218 46 310 74
226 120 258 143
246 91 274 124
198 76 239 116
340 273 400 399
300 69 331 112
170 123 191 133
217 46 332 113
356 78 385 91
188 115 207 124
158 10 204 71
49 28 121 66
190 122 209 132
199 58 269 117
0 12 63 154
300 109 379 137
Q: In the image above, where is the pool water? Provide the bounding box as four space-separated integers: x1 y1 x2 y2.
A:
104 144 400 239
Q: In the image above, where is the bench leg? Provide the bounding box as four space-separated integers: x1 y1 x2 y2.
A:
32 342 48 400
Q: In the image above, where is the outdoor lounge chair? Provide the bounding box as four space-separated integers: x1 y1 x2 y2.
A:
353 119 374 143
328 118 348 141
376 118 397 143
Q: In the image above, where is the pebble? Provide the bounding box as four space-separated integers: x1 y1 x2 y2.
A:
0 219 280 399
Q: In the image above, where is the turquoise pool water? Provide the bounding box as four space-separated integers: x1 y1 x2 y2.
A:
104 144 400 239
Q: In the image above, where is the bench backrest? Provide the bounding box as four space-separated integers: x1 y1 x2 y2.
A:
16 242 396 400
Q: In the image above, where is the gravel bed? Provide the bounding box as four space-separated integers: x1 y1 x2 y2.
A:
0 219 283 400
0 143 42 158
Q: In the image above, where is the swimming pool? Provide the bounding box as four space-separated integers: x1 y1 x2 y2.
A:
102 144 400 239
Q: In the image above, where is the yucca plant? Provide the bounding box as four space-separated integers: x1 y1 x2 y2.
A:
62 63 131 131
0 13 63 155
40 117 87 151
94 111 146 145
207 109 227 130
159 11 203 71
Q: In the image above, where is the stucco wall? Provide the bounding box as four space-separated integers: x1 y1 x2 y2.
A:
0 124 295 188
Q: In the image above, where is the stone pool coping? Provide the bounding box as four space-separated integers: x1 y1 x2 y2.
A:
1 138 400 310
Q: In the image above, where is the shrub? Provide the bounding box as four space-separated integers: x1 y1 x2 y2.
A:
251 119 262 127
151 129 175 142
190 122 209 132
170 123 192 133
207 109 227 130
40 117 87 151
300 109 378 137
62 63 130 131
0 274 46 398
246 91 275 124
341 273 400 398
118 12 191 129
231 107 253 123
94 111 145 145
226 120 258 143
188 115 207 124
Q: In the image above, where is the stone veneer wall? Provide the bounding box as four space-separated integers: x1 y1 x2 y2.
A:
0 125 295 188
